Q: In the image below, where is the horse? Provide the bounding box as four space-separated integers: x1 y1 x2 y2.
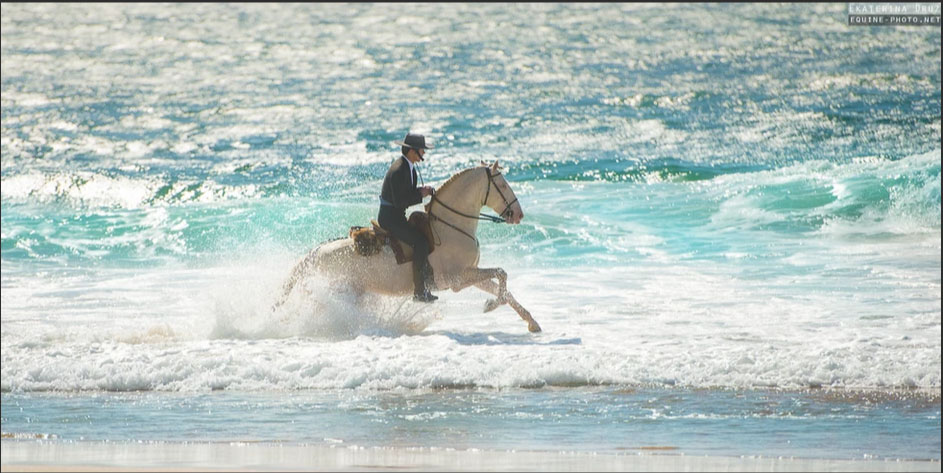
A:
275 160 542 333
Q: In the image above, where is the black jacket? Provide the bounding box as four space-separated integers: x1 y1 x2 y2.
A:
380 156 421 211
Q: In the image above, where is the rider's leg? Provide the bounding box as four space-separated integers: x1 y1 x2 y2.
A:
378 207 436 301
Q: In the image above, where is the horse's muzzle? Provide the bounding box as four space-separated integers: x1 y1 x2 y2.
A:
507 210 523 224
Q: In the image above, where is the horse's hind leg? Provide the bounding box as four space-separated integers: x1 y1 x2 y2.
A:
272 247 320 310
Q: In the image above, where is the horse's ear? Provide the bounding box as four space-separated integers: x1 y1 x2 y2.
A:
491 160 501 172
480 160 488 167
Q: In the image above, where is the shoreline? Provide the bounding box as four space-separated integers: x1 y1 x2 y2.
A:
3 385 939 399
2 440 940 472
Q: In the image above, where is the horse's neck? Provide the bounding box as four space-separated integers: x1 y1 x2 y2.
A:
431 169 485 238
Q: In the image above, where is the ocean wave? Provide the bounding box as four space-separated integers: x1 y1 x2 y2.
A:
703 150 941 235
0 171 269 209
1 150 937 269
2 334 938 393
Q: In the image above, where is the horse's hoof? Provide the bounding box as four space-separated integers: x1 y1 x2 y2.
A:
528 321 542 333
483 298 500 313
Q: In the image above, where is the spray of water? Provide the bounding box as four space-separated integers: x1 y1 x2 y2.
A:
209 260 441 341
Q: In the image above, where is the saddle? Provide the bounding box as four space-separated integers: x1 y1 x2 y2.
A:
349 211 435 265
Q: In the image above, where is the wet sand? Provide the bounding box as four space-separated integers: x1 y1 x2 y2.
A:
2 440 939 472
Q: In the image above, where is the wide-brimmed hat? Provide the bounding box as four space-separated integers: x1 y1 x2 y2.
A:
393 133 434 150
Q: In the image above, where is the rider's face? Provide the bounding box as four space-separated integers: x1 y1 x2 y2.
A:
407 148 424 162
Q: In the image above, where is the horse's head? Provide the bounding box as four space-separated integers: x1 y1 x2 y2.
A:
483 160 524 225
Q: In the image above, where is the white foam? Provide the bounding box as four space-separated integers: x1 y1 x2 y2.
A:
622 119 686 144
0 171 157 209
3 91 54 107
1 254 939 392
0 171 270 208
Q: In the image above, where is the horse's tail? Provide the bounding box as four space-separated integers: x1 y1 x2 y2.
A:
272 244 323 311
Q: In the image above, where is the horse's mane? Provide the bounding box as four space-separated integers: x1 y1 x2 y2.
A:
424 165 487 212
435 165 487 194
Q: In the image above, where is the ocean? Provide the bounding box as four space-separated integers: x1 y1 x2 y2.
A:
1 3 940 464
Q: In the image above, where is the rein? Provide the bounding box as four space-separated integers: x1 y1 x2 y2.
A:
428 167 516 246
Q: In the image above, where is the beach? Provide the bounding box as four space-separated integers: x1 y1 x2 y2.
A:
3 440 940 472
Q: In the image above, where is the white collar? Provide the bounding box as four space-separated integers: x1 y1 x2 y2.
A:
402 155 415 179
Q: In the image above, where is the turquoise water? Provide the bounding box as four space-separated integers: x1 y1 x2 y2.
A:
2 3 940 462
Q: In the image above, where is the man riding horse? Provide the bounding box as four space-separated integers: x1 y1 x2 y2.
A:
378 133 437 302
275 140 542 332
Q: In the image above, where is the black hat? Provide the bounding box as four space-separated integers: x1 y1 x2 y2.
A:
393 133 434 150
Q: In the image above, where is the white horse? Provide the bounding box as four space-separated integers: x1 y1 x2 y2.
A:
277 160 541 332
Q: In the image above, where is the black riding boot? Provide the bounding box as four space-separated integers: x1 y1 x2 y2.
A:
413 260 438 302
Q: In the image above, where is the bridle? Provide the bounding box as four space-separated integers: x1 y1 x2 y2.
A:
427 167 518 247
483 167 519 222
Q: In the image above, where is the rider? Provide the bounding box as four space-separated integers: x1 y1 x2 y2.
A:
378 133 437 302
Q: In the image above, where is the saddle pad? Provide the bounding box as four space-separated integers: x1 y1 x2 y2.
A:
349 212 434 265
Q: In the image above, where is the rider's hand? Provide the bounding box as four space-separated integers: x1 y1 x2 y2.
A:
420 186 434 197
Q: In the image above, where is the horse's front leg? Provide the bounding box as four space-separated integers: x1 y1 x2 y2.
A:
447 267 540 332
470 269 508 312
466 269 541 333
448 267 507 308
